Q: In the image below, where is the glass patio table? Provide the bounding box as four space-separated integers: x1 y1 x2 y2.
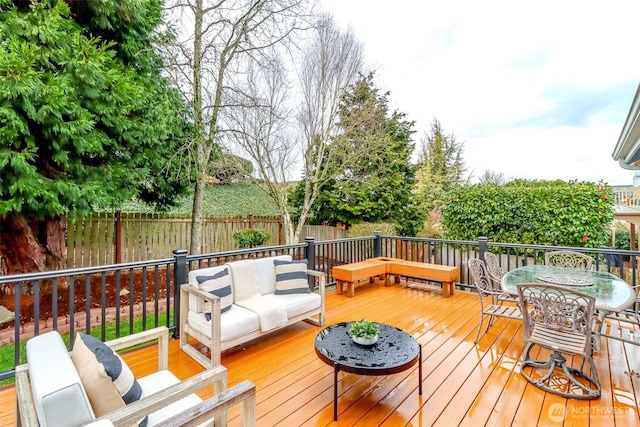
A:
501 264 636 312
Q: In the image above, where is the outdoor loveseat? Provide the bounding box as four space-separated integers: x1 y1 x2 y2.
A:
180 255 326 368
15 326 256 427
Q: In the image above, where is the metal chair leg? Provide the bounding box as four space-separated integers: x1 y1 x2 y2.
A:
520 344 600 400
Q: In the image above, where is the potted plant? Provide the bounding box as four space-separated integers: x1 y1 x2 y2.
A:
348 319 380 346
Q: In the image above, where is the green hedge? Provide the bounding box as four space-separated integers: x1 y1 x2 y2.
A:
98 184 280 216
441 180 614 247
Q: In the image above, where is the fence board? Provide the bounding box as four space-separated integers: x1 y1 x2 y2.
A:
64 214 342 268
300 225 348 242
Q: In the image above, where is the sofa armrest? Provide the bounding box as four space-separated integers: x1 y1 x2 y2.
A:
105 326 169 371
180 284 222 367
307 269 326 326
154 380 256 427
182 282 224 301
95 365 228 427
15 365 38 427
307 269 326 294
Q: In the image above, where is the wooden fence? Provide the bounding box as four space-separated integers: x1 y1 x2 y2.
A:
65 213 347 268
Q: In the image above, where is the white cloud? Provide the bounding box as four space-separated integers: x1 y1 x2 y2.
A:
319 0 640 185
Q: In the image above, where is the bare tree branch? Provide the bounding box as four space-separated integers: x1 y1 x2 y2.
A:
160 0 315 252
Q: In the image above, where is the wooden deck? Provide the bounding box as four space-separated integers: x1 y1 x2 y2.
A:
2 279 639 426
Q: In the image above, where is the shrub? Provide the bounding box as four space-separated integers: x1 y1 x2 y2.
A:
611 229 637 251
347 222 397 237
232 228 271 248
417 221 442 238
441 180 614 247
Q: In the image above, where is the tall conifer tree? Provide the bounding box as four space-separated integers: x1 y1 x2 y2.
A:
302 73 425 236
0 0 189 274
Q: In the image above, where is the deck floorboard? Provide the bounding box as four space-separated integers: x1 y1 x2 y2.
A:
2 279 639 426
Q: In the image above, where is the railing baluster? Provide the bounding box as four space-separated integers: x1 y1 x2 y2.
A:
69 276 75 347
85 275 91 334
13 284 20 369
154 266 160 327
52 277 58 331
101 272 106 341
2 236 639 381
141 266 148 330
115 270 121 337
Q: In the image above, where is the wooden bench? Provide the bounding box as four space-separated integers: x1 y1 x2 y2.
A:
332 257 459 298
332 260 388 297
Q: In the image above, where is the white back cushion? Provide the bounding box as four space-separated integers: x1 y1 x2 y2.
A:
27 331 95 427
227 259 260 301
255 255 293 294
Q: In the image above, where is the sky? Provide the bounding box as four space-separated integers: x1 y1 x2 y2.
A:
318 0 640 186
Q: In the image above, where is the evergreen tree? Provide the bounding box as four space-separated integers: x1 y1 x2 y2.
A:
415 119 467 214
0 0 189 274
300 73 424 236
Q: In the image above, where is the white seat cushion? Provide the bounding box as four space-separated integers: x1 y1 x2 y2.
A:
85 421 116 426
137 370 203 426
188 304 260 343
263 292 321 319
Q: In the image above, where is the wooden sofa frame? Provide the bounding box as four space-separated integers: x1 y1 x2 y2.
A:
15 326 256 427
180 269 326 368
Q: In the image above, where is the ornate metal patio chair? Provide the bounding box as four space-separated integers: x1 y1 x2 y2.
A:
544 250 593 270
483 252 518 304
468 258 521 343
600 285 640 345
517 283 600 399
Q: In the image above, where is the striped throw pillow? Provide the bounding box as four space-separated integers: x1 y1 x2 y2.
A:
274 259 311 295
196 269 233 320
71 333 147 426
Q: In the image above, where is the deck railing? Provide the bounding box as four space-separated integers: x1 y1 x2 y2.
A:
1 234 639 380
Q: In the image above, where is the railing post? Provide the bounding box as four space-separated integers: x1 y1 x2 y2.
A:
172 249 188 339
305 236 315 290
374 231 382 257
479 236 488 262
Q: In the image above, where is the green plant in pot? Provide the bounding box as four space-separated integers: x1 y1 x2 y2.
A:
348 319 380 346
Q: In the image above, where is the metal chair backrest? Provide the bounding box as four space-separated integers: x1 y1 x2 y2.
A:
517 283 596 354
468 258 493 294
544 250 593 270
484 252 507 285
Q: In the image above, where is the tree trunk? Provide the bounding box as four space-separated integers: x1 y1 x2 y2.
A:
190 175 206 255
282 212 296 244
0 214 67 294
1 214 44 275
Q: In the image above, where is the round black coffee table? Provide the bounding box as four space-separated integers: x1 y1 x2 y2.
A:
314 321 422 421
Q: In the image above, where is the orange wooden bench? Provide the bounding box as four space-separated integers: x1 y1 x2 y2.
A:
332 257 459 298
